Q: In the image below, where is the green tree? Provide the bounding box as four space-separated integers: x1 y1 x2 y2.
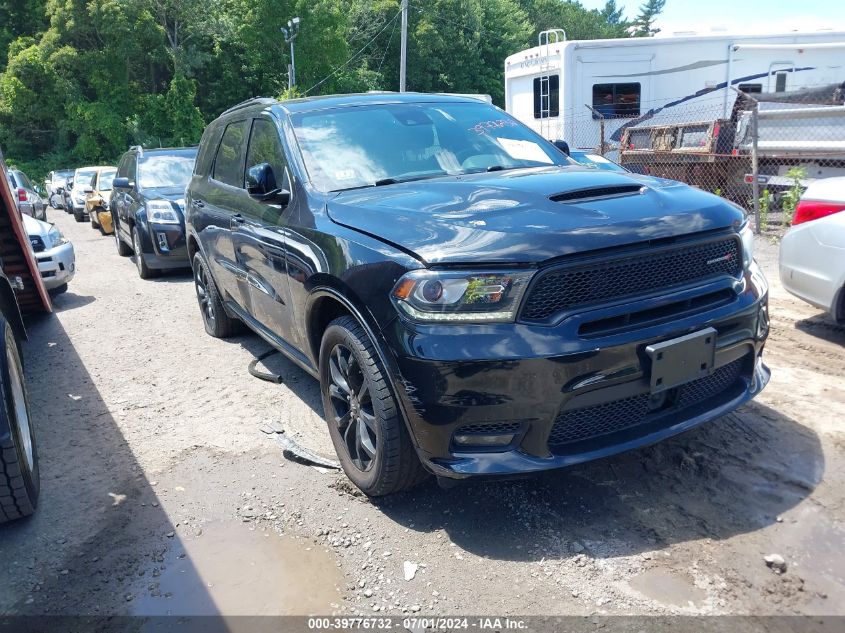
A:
632 0 666 37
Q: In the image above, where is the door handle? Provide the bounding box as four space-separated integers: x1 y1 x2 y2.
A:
230 213 245 229
194 199 205 208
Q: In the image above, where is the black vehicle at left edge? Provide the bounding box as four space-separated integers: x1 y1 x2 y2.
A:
110 146 197 278
184 93 770 496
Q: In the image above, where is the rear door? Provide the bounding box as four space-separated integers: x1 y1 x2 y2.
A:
202 119 251 308
237 116 300 348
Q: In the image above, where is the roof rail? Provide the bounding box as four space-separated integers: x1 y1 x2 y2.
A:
220 97 277 117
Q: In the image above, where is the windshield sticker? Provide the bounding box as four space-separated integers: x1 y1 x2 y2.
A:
468 119 518 135
497 138 553 164
333 169 357 181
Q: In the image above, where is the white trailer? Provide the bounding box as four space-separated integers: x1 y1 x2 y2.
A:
504 29 845 151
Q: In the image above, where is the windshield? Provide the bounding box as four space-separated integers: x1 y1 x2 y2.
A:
291 101 571 192
98 169 117 191
138 154 196 189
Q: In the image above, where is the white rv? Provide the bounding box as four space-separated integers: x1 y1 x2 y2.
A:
504 29 845 150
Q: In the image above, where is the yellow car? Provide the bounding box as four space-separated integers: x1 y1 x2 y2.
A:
84 166 116 234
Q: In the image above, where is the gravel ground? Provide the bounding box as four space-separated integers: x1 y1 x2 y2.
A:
0 208 843 619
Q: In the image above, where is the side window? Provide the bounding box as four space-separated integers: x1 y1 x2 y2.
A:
127 156 137 184
533 74 560 119
116 156 127 178
591 83 641 118
245 118 289 190
213 120 249 187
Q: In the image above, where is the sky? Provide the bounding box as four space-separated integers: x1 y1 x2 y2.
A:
579 0 845 36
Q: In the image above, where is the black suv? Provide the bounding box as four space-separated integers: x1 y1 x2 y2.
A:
111 146 197 278
185 94 770 496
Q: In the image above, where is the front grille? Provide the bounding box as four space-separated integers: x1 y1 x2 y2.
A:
520 236 742 323
455 422 523 436
548 357 745 448
29 236 46 253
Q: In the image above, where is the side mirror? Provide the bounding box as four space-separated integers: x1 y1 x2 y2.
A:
113 177 131 189
553 140 571 156
246 162 290 205
67 180 74 189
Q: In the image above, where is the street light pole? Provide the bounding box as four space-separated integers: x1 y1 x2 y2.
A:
399 0 408 92
281 17 301 91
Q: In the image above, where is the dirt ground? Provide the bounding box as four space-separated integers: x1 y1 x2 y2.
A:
1 208 843 622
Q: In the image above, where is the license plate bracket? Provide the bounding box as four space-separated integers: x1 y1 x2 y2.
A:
646 327 717 394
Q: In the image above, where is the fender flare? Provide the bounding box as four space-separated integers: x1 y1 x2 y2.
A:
0 275 27 344
307 286 422 449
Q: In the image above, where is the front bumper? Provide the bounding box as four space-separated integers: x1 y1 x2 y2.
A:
141 222 189 269
383 263 770 480
36 240 76 290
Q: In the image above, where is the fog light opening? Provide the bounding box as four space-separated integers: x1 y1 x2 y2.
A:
156 232 169 252
757 304 769 339
453 433 516 448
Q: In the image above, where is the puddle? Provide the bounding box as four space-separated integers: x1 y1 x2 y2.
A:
134 521 343 616
627 568 706 607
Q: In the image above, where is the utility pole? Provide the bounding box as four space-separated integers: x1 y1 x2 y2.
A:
281 17 301 91
399 0 408 92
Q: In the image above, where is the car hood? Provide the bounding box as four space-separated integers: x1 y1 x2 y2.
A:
141 186 186 204
22 213 50 238
327 167 744 265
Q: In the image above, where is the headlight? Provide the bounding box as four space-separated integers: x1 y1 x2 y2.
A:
146 200 180 224
740 221 754 268
391 270 533 323
47 227 68 247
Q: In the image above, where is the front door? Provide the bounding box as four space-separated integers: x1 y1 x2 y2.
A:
237 117 299 350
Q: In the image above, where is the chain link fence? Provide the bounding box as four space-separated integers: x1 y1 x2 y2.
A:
559 82 845 238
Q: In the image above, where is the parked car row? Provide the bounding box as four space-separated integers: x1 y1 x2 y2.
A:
37 93 777 498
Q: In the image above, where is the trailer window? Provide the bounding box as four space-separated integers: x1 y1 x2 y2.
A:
737 83 762 94
591 83 640 118
532 74 560 119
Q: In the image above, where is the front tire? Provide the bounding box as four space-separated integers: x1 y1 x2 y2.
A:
0 315 39 523
132 227 156 279
192 252 240 338
73 208 85 222
319 316 427 496
113 220 131 256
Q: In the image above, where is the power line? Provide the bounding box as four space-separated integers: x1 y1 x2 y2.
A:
304 8 402 96
376 10 400 76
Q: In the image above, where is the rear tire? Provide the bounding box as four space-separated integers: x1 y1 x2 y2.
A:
0 315 39 524
192 252 240 338
319 316 427 496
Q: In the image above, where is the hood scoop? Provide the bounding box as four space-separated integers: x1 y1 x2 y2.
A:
550 184 645 204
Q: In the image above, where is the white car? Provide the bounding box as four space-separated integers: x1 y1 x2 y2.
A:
779 177 845 322
22 214 76 294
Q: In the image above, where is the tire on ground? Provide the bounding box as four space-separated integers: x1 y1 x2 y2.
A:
319 315 428 496
192 252 241 338
0 314 39 524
